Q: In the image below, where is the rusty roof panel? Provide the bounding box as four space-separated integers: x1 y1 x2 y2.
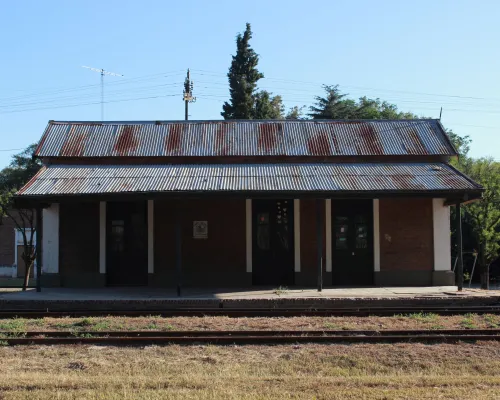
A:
17 163 480 196
35 120 456 158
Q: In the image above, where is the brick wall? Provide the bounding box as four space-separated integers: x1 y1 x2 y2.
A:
154 199 247 286
299 199 327 285
59 202 100 286
379 198 433 271
0 216 15 266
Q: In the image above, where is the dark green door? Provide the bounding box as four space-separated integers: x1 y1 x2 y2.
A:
332 200 373 286
252 199 294 286
106 201 148 286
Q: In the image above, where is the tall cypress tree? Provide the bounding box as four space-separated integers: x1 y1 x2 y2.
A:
221 23 264 119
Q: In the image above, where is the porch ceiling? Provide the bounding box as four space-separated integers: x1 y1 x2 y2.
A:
16 163 482 200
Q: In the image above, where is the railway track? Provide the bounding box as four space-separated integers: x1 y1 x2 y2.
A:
1 329 500 345
1 306 500 318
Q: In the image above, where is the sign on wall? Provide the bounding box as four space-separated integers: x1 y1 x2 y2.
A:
193 221 208 239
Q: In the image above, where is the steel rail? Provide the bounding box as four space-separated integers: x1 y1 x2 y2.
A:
1 306 500 318
2 329 500 345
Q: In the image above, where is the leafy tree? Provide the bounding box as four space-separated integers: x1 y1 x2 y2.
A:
308 85 357 119
308 85 420 120
285 105 307 120
253 91 284 119
457 157 500 289
0 144 41 290
221 23 264 120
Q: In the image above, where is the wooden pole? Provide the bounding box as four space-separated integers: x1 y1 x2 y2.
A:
455 201 463 291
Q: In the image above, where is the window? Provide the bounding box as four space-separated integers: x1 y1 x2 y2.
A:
111 220 125 252
335 216 349 250
256 213 270 250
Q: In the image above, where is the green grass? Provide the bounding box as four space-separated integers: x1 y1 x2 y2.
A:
483 314 499 328
0 318 26 331
397 312 439 322
461 313 477 329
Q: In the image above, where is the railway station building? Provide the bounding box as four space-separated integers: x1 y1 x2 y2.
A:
15 119 482 289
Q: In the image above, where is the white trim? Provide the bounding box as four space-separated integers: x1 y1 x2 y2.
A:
433 198 452 271
42 204 59 274
99 201 106 274
294 199 301 272
325 199 332 272
373 199 380 272
147 200 154 274
246 199 252 273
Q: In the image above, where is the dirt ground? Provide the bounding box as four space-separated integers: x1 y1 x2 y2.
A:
0 313 499 332
0 342 500 399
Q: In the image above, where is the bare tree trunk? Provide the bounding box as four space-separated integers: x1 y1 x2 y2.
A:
22 263 31 291
480 242 489 290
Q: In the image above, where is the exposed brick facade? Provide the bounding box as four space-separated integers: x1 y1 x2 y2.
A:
0 216 15 267
154 199 247 286
379 198 434 271
299 199 327 285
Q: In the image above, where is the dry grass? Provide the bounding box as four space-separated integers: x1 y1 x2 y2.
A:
0 313 499 332
0 342 500 399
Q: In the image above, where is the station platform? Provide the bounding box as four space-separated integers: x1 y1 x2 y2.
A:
1 286 499 310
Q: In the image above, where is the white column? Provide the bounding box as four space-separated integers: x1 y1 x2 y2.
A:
147 200 154 274
246 199 252 272
433 198 452 271
99 201 106 274
373 199 380 272
325 199 332 272
294 199 301 272
42 204 59 274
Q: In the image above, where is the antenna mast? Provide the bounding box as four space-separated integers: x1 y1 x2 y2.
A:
82 66 124 120
183 69 196 120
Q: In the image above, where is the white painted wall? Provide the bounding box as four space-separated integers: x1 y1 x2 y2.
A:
147 200 154 274
0 267 15 277
373 199 380 272
294 199 301 272
42 204 59 274
325 199 332 272
99 201 106 274
246 199 252 273
433 198 452 271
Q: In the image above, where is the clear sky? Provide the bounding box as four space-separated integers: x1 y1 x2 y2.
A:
0 0 499 167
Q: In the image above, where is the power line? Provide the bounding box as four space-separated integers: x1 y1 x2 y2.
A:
190 69 500 103
0 148 25 152
0 70 185 103
0 94 179 114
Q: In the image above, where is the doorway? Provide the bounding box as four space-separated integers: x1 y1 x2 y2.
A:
252 199 294 286
332 199 374 286
106 201 148 286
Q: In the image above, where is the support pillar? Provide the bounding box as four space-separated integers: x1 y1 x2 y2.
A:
455 201 463 291
35 206 43 292
316 199 323 292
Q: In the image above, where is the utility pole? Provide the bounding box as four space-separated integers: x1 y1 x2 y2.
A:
183 69 196 120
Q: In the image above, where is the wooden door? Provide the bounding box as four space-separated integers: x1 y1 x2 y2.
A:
252 199 294 286
332 200 373 286
106 201 148 286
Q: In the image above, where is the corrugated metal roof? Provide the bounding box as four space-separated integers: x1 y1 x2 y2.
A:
35 119 457 158
17 163 480 196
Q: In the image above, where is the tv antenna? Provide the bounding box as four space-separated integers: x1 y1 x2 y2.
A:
82 66 124 120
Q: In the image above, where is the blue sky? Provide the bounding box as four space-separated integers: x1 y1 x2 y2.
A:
0 0 499 167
